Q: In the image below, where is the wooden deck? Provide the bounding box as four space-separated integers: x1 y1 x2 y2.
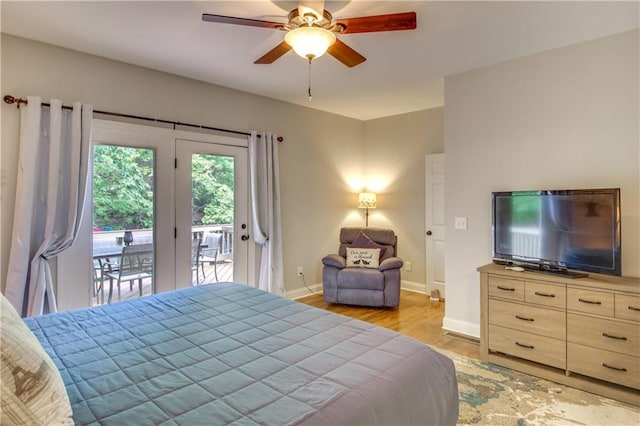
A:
93 261 233 306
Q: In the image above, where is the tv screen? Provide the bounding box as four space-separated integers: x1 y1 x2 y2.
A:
492 188 621 277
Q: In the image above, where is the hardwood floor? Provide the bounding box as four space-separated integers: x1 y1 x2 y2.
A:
297 290 480 359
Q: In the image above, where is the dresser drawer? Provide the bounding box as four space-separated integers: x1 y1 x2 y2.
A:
616 294 640 322
489 299 565 340
489 276 524 301
489 325 566 369
525 281 566 309
567 313 639 357
568 343 640 390
567 287 614 317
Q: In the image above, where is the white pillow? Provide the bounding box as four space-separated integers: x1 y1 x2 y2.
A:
0 293 73 425
346 247 381 268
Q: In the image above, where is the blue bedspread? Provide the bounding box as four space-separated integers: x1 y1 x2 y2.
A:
25 283 458 425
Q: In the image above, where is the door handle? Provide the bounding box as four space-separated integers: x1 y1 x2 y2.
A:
426 230 432 236
241 234 250 241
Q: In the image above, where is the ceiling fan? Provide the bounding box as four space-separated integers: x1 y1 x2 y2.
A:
202 0 417 68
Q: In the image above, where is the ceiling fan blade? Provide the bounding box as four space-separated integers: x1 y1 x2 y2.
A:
327 39 366 68
202 13 284 29
335 11 416 34
254 41 292 64
298 0 325 21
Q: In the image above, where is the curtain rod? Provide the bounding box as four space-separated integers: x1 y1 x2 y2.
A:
3 95 284 142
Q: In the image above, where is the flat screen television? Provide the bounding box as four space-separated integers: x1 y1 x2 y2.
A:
492 188 621 277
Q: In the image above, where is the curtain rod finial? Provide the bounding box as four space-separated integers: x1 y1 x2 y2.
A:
3 95 27 107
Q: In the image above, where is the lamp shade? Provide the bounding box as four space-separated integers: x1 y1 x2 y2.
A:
284 27 336 59
357 192 377 209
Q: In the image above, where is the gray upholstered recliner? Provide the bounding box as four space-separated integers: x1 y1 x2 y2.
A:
322 227 403 307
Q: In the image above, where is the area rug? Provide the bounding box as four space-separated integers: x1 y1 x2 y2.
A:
443 351 639 425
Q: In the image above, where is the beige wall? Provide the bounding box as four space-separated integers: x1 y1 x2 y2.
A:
363 108 444 289
443 30 640 337
0 34 366 296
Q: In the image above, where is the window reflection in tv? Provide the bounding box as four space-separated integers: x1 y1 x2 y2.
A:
492 189 621 276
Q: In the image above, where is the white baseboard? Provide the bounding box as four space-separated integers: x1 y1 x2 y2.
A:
287 281 427 299
401 280 427 294
287 283 322 300
442 316 480 339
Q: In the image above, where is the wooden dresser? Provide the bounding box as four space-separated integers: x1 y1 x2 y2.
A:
478 263 640 405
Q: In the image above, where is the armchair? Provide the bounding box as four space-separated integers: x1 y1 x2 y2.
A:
322 228 403 307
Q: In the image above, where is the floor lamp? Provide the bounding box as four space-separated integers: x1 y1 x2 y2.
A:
357 192 377 227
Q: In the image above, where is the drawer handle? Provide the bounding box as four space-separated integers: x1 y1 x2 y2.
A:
578 298 602 305
602 332 627 341
497 286 516 292
602 363 627 372
515 315 535 322
515 341 534 349
534 291 555 298
628 305 640 312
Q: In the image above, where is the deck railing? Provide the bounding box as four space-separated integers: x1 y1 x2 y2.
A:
93 224 234 258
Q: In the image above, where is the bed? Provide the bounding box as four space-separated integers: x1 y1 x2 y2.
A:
17 283 458 425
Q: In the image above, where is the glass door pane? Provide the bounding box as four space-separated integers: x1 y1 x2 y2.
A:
91 144 155 306
191 153 235 285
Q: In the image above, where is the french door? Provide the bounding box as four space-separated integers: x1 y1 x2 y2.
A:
57 120 251 311
174 137 250 288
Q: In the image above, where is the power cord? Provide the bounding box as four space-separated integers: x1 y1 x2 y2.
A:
299 272 314 294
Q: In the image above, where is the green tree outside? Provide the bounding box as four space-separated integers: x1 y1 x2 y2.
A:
192 153 234 225
93 145 234 230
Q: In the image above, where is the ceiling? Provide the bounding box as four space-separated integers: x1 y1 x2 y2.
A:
1 1 638 120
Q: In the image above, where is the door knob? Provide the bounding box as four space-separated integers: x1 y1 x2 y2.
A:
426 230 432 236
241 234 250 241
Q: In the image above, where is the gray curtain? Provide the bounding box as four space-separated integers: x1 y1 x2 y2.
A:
248 131 284 295
5 97 92 316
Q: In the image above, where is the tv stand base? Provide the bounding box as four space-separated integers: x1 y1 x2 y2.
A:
492 260 588 279
526 266 588 279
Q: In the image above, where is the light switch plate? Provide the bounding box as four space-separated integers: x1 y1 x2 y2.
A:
454 217 468 230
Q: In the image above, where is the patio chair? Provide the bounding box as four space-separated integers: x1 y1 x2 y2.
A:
93 259 103 303
199 233 222 282
191 238 202 285
102 243 153 303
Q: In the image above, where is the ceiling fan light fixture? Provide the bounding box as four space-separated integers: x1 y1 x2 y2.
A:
285 26 336 60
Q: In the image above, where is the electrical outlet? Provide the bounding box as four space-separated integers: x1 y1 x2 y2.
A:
297 266 303 277
405 261 412 272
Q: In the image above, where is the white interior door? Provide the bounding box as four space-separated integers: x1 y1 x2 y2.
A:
175 136 250 288
426 153 446 299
